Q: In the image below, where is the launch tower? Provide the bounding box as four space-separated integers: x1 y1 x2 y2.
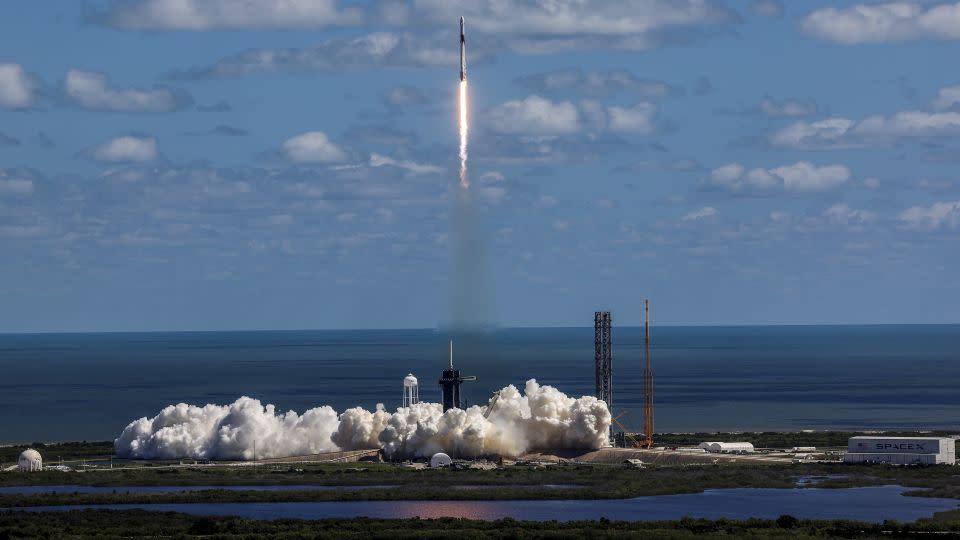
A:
439 340 476 412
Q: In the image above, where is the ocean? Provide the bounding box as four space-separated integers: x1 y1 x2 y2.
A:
1 325 958 443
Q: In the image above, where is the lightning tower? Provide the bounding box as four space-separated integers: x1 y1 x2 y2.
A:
642 300 654 448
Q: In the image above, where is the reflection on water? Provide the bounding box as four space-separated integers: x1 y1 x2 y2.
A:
9 486 959 523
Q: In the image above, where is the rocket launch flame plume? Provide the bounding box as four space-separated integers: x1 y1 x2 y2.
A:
458 80 469 189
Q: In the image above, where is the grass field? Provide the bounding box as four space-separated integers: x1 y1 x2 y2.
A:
1 509 960 539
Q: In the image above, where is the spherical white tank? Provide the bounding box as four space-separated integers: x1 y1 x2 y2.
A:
402 373 419 407
18 449 42 472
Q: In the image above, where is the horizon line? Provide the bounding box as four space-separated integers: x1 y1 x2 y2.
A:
2 322 960 336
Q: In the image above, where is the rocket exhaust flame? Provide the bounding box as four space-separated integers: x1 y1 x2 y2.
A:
458 16 469 189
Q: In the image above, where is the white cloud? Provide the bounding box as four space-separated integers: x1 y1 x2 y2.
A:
479 171 505 183
802 2 960 44
750 0 783 17
0 225 47 238
771 110 960 149
0 63 36 109
824 203 874 226
607 103 657 133
517 69 674 98
899 200 960 230
283 131 347 163
933 86 960 111
855 111 960 136
65 70 189 112
417 0 737 52
383 86 428 108
771 162 851 192
770 118 856 149
539 194 559 208
93 136 158 162
173 33 459 78
488 96 580 135
682 206 718 221
552 220 569 232
710 163 745 183
369 153 442 175
709 161 850 193
101 0 363 30
759 98 817 117
0 178 33 194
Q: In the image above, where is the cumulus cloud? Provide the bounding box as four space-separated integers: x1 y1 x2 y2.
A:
171 33 462 79
750 0 784 17
382 86 429 109
420 0 738 52
369 153 443 175
824 203 875 227
802 2 960 44
899 200 960 230
0 63 37 109
282 131 347 163
97 0 363 30
114 379 611 460
488 96 657 135
516 69 675 98
101 0 737 54
708 161 850 193
770 118 857 149
488 96 580 135
933 86 960 111
607 103 657 133
64 69 191 112
92 136 158 162
759 98 817 117
771 110 960 149
682 206 718 221
0 177 33 195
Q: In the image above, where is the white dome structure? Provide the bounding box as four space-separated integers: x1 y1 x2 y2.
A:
18 449 42 472
430 452 452 468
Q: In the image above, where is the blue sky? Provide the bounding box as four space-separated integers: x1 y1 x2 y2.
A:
1 0 959 332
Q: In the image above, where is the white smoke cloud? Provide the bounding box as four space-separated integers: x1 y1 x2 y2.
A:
115 379 611 460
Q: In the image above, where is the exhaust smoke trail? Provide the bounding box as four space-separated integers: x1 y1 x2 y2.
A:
450 16 492 335
458 80 469 189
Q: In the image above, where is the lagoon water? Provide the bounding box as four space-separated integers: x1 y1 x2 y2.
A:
2 325 959 442
10 486 960 523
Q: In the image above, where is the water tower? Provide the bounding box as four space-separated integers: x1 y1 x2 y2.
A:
402 373 419 407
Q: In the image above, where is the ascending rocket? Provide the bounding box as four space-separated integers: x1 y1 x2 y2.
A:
459 16 466 82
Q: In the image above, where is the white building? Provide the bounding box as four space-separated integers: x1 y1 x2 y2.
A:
699 441 755 454
844 436 956 465
402 374 419 408
18 449 42 472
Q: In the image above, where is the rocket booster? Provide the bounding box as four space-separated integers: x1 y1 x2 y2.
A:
459 16 466 82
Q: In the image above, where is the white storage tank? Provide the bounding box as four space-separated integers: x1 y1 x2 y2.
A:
402 374 419 407
18 449 42 472
844 436 956 465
